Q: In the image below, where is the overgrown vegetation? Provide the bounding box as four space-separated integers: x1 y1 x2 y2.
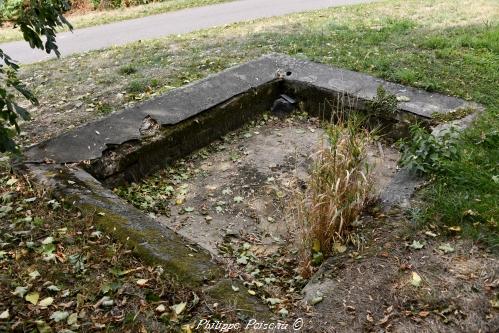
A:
418 111 499 248
398 124 460 175
367 85 398 119
74 0 207 10
118 64 138 75
291 115 374 276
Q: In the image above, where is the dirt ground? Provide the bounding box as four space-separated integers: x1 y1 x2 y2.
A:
298 208 498 333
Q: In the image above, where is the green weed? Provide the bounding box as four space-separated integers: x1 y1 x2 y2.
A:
398 124 460 176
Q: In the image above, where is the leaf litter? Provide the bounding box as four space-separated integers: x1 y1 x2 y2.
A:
0 172 235 331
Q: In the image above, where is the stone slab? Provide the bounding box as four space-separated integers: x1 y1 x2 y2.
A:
24 163 222 285
23 54 481 166
24 55 282 163
274 54 481 118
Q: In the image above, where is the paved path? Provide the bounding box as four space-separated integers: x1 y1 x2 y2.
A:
2 0 373 64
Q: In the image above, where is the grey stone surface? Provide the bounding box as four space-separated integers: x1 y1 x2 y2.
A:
24 54 481 168
24 163 222 285
24 55 282 163
379 169 422 208
275 54 482 118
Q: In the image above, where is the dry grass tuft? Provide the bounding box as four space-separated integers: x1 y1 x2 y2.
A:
291 114 375 277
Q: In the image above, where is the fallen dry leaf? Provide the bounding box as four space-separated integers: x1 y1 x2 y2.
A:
39 297 54 308
136 279 148 287
411 272 422 287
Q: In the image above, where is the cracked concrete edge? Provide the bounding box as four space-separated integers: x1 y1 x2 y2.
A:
16 163 273 319
23 54 284 164
22 53 483 165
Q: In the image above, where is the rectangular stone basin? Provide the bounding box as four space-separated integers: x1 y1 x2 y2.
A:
17 54 482 318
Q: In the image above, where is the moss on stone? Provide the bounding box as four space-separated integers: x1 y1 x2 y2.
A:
431 107 475 123
77 202 223 285
204 279 272 320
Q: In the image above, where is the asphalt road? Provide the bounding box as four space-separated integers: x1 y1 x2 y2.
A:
2 0 373 64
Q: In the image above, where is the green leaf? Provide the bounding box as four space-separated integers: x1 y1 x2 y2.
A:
25 291 40 305
67 312 78 325
312 252 323 266
312 239 321 253
35 320 52 333
333 242 347 253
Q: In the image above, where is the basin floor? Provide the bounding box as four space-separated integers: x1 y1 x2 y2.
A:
124 113 400 267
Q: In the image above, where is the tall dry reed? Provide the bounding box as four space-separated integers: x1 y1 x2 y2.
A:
291 114 374 276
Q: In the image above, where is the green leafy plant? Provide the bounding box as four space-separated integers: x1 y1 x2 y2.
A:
398 124 460 175
0 0 72 151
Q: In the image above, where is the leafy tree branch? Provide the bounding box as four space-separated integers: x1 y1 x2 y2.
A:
0 0 72 152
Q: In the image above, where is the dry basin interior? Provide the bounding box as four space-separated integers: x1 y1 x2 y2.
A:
21 54 481 317
117 110 400 259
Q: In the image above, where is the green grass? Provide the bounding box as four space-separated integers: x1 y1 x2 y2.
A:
421 109 499 248
0 0 232 43
19 0 499 247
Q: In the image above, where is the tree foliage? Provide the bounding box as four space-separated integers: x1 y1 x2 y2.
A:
0 0 72 152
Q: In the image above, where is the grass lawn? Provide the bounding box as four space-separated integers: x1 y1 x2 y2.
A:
1 0 498 330
0 0 232 43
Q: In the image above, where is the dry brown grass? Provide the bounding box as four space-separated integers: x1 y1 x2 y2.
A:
291 114 375 277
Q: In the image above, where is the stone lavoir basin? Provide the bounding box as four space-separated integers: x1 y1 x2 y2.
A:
17 54 482 318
